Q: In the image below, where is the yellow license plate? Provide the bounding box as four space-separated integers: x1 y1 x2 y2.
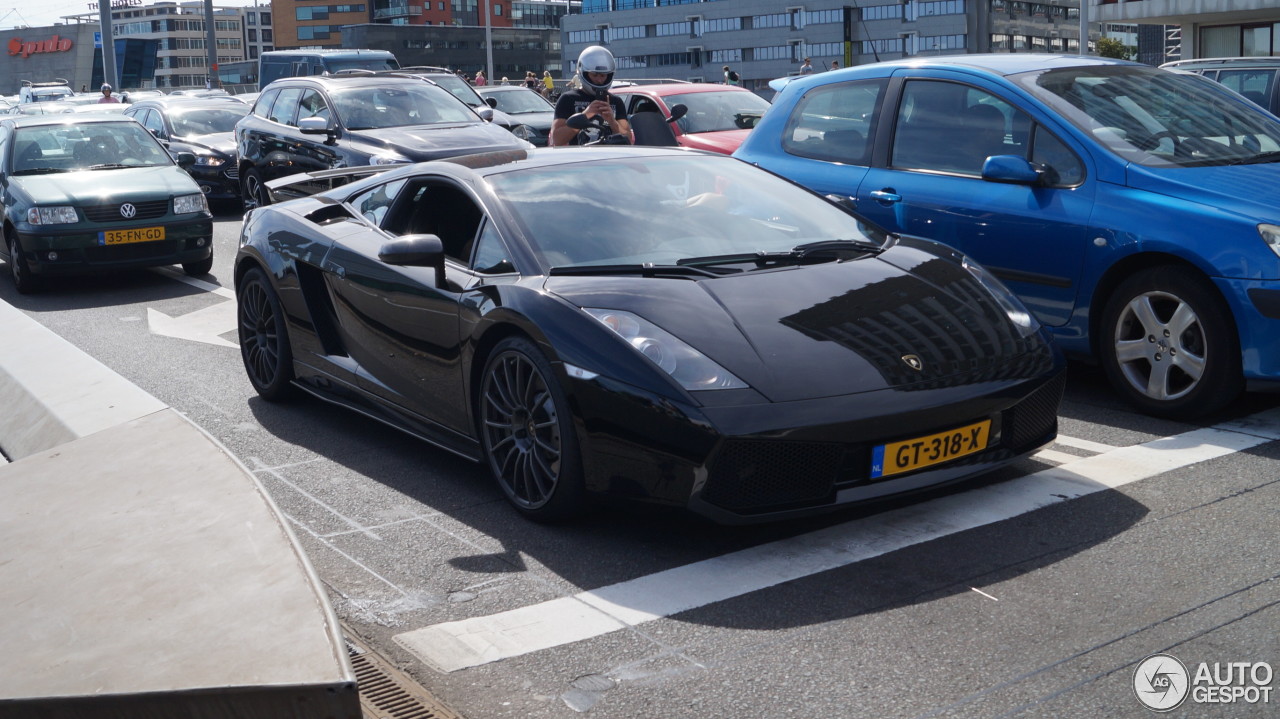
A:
870 419 992 479
98 226 166 246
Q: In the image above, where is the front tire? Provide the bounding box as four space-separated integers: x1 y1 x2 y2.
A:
1100 266 1241 418
5 229 38 294
241 168 270 211
237 267 296 401
479 336 585 522
182 252 214 277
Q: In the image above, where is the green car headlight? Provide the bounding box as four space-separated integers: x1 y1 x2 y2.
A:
173 193 207 215
27 206 79 225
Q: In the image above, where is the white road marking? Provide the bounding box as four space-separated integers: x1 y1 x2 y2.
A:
151 265 236 299
1031 448 1080 464
971 587 999 601
1052 435 1118 453
146 268 239 347
394 409 1280 673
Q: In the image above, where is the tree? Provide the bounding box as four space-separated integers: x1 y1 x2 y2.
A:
1096 37 1135 60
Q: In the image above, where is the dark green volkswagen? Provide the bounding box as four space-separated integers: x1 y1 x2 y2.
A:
1 115 214 293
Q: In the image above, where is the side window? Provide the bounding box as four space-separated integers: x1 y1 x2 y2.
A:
892 80 1028 176
252 88 281 119
384 180 483 262
1215 69 1275 109
782 78 886 166
472 220 514 274
1031 126 1084 187
142 109 166 137
298 89 331 124
267 87 303 125
348 178 407 226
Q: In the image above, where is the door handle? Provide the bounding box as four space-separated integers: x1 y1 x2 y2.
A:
869 189 901 204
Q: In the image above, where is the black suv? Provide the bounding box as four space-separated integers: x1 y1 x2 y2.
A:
235 74 530 208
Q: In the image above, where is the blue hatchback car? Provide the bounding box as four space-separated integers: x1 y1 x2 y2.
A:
736 54 1280 419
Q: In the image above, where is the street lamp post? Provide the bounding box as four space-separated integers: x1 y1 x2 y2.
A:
484 0 494 85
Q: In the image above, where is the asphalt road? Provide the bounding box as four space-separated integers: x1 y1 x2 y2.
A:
2 204 1276 718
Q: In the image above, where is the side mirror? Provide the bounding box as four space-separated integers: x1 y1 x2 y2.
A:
298 116 336 142
565 113 591 130
174 151 196 169
380 234 446 287
485 97 498 108
477 107 495 122
981 155 1042 185
667 103 688 123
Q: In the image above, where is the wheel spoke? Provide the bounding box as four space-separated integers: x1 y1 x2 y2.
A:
1167 301 1199 339
1146 359 1174 399
1171 350 1205 382
1128 295 1164 336
1114 338 1149 364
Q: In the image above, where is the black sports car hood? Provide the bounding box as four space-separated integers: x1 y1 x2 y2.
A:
352 122 527 160
546 245 1052 402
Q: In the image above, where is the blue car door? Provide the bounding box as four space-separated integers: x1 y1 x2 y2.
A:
855 75 1095 327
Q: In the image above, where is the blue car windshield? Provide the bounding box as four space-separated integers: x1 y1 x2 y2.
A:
489 155 888 268
1016 65 1280 167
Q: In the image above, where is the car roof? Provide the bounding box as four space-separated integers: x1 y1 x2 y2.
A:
3 114 142 129
265 74 427 90
129 98 250 111
828 53 1139 78
434 146 723 178
1161 56 1280 69
612 83 757 96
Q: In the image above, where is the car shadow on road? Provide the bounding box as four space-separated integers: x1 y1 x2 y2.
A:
245 382 1151 632
0 268 220 312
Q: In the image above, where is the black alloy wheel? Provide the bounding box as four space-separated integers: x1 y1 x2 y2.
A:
479 336 584 521
6 230 37 294
237 267 296 400
241 169 270 211
1100 265 1242 419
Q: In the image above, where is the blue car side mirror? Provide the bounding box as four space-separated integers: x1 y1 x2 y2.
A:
982 155 1043 185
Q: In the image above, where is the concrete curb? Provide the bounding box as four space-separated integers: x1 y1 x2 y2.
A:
0 300 361 718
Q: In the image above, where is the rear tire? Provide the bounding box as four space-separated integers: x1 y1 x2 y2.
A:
1100 266 1241 418
237 267 296 401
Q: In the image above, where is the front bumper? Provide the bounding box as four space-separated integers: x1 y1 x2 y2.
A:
187 163 240 200
569 366 1067 524
1216 276 1280 382
15 216 213 276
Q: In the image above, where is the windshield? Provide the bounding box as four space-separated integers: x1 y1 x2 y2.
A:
422 73 485 108
1016 64 1280 167
333 84 478 130
489 155 886 269
12 121 173 173
483 88 552 114
170 105 250 135
667 90 772 134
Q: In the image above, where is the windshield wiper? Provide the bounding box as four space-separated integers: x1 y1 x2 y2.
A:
1228 150 1280 166
13 167 67 175
84 163 132 170
677 239 884 268
549 263 729 278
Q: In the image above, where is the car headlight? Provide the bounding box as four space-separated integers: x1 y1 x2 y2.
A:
27 206 79 225
1259 224 1280 258
584 308 748 391
962 256 1038 337
194 154 225 167
369 154 410 165
510 124 535 141
173 193 208 215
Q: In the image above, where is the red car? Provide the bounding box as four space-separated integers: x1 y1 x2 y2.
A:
611 83 771 154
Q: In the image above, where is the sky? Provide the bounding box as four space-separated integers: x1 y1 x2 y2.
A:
1 1 265 31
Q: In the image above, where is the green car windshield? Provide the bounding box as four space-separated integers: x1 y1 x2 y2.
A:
12 121 173 174
1015 64 1280 167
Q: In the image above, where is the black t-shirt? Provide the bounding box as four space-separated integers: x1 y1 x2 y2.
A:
554 88 628 145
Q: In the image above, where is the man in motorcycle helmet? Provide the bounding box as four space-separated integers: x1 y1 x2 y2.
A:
550 45 630 146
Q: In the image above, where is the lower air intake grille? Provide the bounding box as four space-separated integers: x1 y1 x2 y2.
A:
701 440 841 512
1004 374 1065 451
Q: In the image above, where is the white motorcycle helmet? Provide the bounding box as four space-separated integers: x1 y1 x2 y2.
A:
577 45 616 97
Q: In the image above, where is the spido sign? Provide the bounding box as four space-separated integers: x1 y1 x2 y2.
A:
8 36 74 59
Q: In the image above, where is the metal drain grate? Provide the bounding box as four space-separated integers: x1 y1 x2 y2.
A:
345 628 463 719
